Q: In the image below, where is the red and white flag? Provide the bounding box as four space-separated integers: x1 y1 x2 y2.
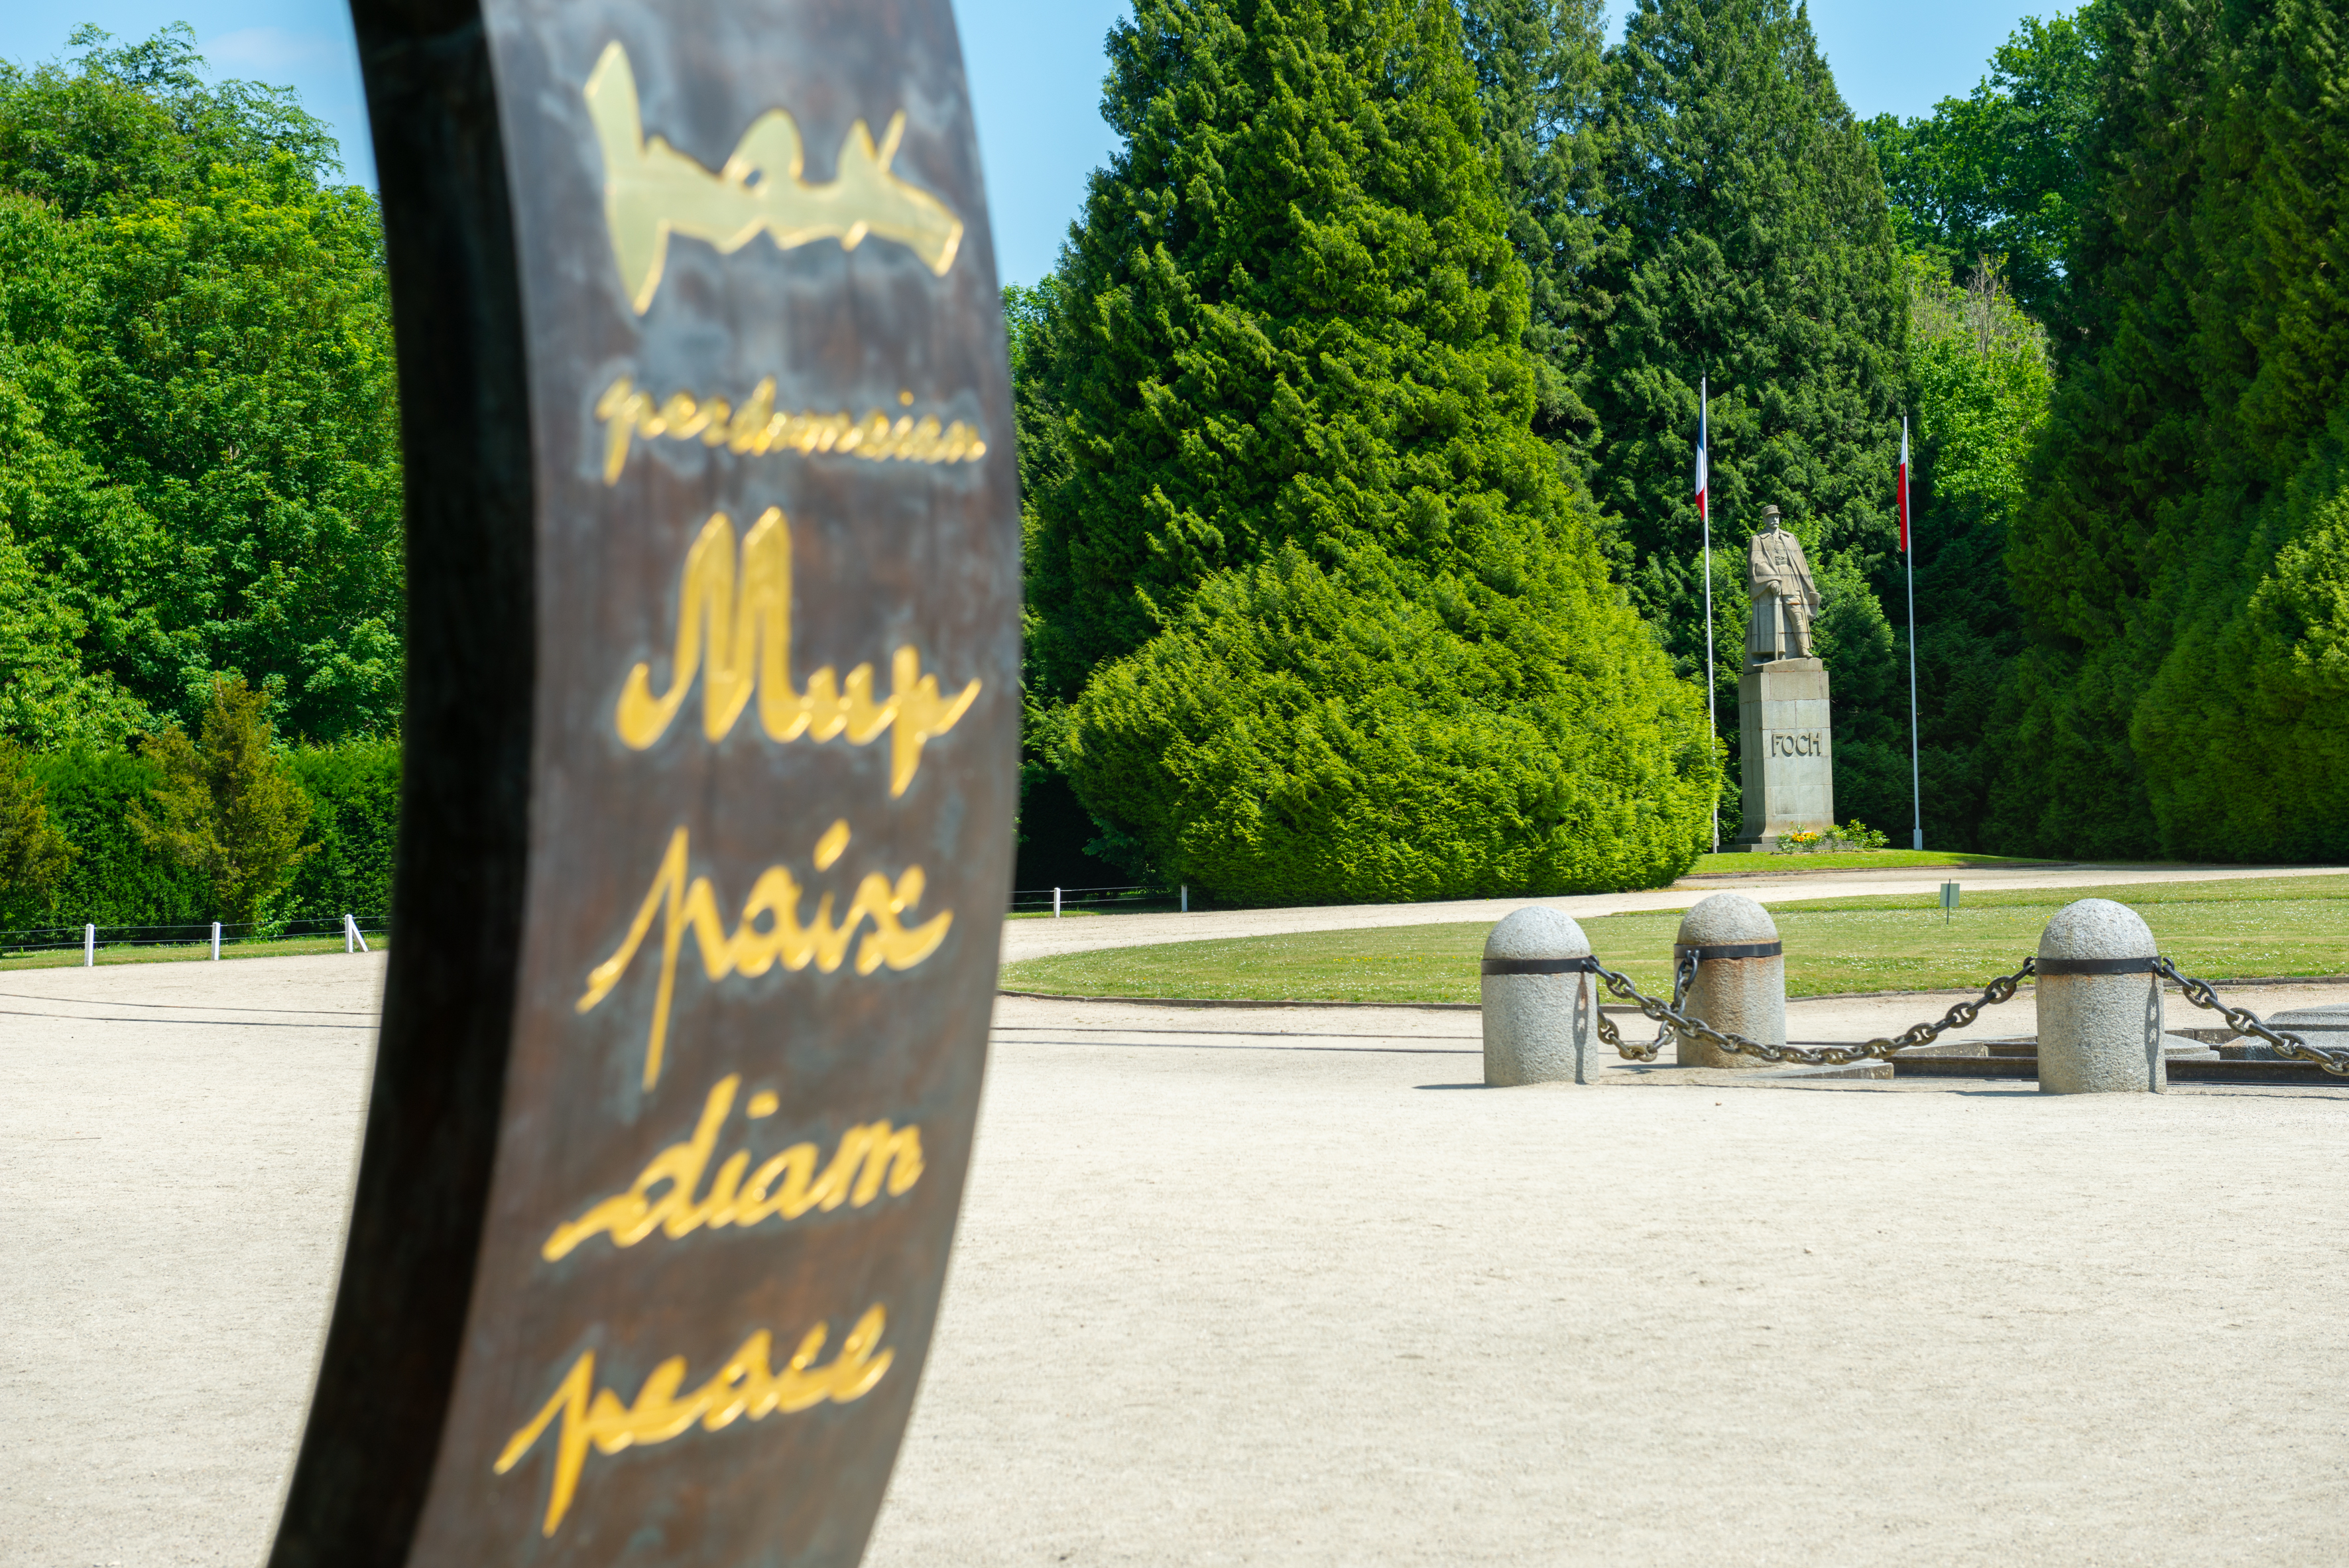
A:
1695 379 1709 522
1898 417 1911 552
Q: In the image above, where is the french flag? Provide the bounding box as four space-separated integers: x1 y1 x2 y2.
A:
1695 379 1708 522
1899 417 1910 552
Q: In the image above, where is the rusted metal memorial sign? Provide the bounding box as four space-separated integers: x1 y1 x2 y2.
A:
272 2 1014 1562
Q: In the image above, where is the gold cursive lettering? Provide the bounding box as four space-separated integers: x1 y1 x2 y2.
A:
578 822 952 1088
615 507 980 794
595 375 987 483
585 41 963 314
542 1074 924 1260
493 1306 893 1536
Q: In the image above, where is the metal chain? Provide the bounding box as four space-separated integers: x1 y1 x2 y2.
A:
1596 951 1701 1062
1586 950 2346 1077
1594 955 2038 1067
2151 957 2349 1077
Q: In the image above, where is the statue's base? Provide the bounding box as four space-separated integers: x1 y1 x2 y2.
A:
1736 658 1834 845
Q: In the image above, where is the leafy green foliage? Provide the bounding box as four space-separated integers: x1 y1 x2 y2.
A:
1860 11 2100 335
0 739 74 904
1992 0 2349 861
0 24 341 218
131 674 313 922
1020 0 1713 902
0 27 400 743
1890 258 2053 849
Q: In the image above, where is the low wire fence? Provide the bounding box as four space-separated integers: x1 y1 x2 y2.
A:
0 914 391 963
1008 884 1191 917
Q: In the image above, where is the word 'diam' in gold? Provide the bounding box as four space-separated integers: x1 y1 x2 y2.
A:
579 821 950 1089
542 1073 922 1260
596 375 985 483
586 41 962 314
619 507 979 796
495 1305 891 1536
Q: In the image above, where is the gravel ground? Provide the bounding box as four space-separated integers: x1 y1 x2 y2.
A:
0 953 382 1567
869 995 2349 1567
7 956 2348 1567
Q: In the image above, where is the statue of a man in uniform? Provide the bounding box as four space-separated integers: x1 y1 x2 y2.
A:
1746 505 1820 662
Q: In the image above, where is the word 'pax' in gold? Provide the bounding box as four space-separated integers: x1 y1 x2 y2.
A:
596 375 986 484
585 41 963 314
579 820 951 1089
542 1072 922 1260
618 507 980 797
495 1305 892 1536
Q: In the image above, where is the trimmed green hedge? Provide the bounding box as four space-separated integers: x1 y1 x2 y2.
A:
282 737 399 922
0 748 202 929
1063 544 1715 904
0 737 400 930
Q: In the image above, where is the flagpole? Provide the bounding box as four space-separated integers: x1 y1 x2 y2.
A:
1903 416 1922 851
1701 377 1717 853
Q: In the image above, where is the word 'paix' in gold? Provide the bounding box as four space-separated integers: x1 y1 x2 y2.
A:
494 1306 892 1536
542 1073 922 1260
579 821 951 1089
596 375 987 484
585 42 962 314
618 507 979 798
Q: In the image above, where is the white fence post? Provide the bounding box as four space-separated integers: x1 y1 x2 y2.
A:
84 924 95 967
211 921 221 960
1181 884 1188 913
344 913 371 954
1052 886 1061 919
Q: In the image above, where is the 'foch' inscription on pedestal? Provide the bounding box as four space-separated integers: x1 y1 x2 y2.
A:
1736 658 1835 848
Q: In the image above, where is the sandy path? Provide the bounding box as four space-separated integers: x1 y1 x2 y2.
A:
1002 861 2349 962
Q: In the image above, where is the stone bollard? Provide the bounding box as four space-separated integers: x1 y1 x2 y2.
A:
1482 908 1600 1086
1671 894 1786 1069
2037 898 2165 1093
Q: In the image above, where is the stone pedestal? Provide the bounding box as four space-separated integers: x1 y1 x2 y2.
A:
1732 658 1833 851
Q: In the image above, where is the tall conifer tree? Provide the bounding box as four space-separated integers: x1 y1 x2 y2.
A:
1586 0 1906 649
1993 0 2349 859
1024 0 1715 902
1459 0 1610 464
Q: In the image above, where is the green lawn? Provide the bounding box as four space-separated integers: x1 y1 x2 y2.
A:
998 874 2349 1004
1686 849 2067 875
0 934 390 971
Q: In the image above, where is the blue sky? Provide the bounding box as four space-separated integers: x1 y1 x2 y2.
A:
1 1 2055 286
